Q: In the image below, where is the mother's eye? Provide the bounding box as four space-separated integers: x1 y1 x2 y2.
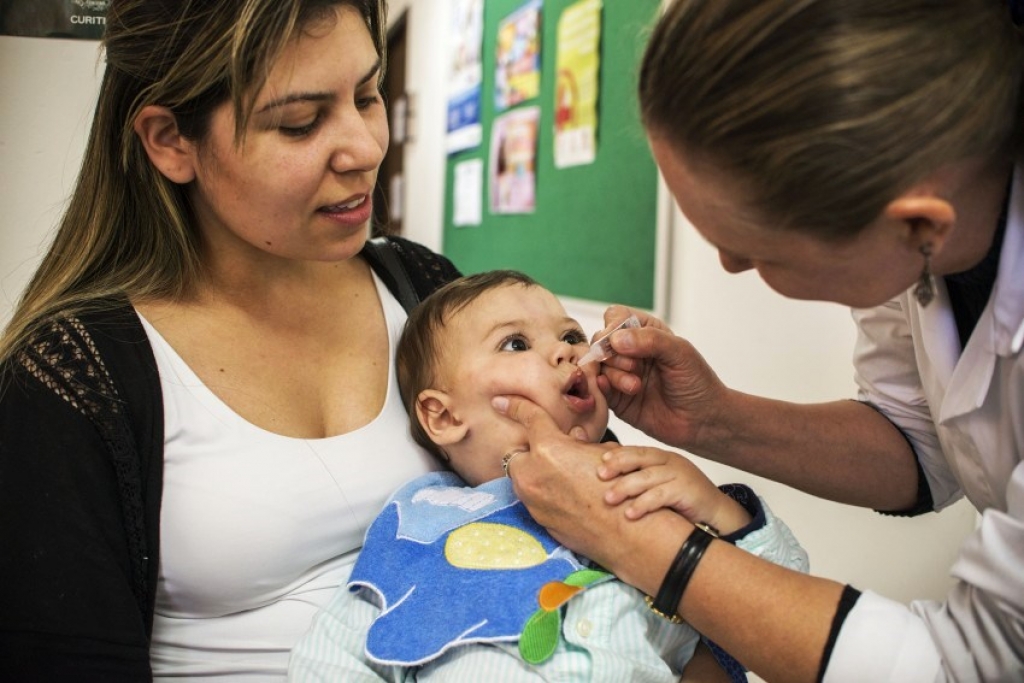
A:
279 113 323 138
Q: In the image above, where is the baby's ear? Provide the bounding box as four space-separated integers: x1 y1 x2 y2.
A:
415 390 468 447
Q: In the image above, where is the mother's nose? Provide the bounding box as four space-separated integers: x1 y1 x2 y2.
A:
329 108 388 174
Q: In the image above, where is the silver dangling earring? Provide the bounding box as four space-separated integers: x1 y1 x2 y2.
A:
913 243 935 307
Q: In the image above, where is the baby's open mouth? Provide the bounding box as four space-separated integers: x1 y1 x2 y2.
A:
565 371 590 400
562 370 596 415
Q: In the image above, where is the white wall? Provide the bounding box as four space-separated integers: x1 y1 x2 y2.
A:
0 0 975 623
0 35 102 325
387 0 450 253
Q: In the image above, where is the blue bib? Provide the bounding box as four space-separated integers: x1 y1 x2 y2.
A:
348 471 612 666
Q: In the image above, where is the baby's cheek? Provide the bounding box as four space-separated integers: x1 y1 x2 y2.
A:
485 371 546 400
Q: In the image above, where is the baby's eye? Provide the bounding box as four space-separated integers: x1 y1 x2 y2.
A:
499 335 530 352
562 330 588 345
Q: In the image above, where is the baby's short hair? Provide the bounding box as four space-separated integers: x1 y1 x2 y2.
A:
396 270 538 458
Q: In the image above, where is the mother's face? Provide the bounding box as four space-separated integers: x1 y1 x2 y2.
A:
648 134 926 309
186 3 388 266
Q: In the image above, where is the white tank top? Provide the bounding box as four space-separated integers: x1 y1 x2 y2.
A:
139 273 440 680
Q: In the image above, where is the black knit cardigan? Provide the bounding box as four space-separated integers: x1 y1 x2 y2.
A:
0 236 460 681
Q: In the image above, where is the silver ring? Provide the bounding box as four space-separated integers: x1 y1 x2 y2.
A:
502 449 527 478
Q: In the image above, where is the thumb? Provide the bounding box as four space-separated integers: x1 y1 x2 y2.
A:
492 395 563 442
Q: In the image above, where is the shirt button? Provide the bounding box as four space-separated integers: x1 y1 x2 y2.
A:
576 619 593 638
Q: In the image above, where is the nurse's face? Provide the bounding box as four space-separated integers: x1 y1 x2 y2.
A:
648 135 924 309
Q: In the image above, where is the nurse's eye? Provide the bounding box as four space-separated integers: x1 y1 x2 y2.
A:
562 329 587 345
499 334 530 352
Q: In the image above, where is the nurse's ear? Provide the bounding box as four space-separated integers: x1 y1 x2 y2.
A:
883 195 956 257
415 390 469 448
133 105 198 184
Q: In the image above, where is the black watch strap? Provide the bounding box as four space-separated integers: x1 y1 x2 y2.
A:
650 525 716 620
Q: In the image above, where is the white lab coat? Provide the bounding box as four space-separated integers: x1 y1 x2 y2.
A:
825 168 1024 681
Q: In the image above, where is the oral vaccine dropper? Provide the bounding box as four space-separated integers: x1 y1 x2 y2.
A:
578 315 642 366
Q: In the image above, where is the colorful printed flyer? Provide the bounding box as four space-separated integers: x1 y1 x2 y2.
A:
495 0 543 112
446 0 485 154
554 0 602 168
490 106 540 214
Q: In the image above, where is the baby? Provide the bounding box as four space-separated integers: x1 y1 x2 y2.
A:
289 270 808 682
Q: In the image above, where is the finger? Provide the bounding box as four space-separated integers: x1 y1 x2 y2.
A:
593 305 637 342
603 464 674 504
598 447 667 479
569 426 588 442
600 351 638 374
492 395 565 442
602 304 633 328
597 365 642 396
624 483 681 520
608 325 689 367
502 448 529 479
596 448 642 480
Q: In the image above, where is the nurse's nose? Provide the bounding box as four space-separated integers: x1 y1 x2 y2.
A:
719 249 754 274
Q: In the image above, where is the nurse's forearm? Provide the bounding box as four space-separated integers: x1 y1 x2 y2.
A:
692 392 919 511
611 512 846 683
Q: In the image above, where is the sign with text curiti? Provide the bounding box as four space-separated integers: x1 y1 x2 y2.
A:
1 0 109 40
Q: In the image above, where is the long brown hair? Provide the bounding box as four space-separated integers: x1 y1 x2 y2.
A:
0 0 386 365
639 0 1024 240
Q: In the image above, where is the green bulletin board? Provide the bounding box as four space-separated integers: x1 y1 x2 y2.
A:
442 0 662 309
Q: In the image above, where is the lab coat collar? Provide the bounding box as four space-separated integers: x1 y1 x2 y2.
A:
992 165 1024 356
936 164 1024 423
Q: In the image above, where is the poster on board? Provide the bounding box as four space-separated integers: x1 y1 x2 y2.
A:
495 0 542 112
446 0 485 154
490 106 540 214
1 0 109 39
554 0 602 168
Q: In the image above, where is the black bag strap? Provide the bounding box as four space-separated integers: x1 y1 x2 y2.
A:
361 236 421 313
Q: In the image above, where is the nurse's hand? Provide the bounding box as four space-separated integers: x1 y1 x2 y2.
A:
593 305 731 454
491 394 642 566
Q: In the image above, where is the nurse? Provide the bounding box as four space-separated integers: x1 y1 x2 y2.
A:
495 1 1024 681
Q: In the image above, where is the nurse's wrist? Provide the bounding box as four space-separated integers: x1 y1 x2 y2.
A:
694 387 753 455
607 509 693 598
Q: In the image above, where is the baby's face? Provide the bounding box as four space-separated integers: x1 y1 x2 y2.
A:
435 283 609 485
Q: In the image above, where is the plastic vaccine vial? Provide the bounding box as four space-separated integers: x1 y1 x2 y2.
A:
578 315 642 366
